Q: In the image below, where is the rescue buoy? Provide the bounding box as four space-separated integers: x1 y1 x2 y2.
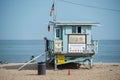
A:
48 24 50 32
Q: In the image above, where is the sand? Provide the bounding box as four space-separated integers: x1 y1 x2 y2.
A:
0 62 120 80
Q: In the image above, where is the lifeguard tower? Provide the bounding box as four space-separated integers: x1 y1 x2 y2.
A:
45 21 100 69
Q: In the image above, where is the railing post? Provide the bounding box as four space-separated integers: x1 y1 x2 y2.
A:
54 54 57 70
93 40 98 53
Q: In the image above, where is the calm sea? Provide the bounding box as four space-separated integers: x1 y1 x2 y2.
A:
0 40 120 63
0 40 45 63
94 40 120 62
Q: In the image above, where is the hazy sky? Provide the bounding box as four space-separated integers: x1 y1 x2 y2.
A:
0 0 120 40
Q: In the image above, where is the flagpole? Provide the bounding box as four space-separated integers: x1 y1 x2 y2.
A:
53 0 56 21
53 0 56 41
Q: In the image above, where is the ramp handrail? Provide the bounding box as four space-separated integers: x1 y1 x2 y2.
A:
18 52 45 71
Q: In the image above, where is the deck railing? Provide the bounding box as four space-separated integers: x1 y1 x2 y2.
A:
93 40 98 53
47 40 98 54
48 40 54 52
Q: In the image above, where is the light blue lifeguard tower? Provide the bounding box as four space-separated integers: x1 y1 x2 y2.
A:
45 21 100 69
44 0 100 70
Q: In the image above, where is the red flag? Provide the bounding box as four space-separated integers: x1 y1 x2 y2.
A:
48 23 50 32
50 4 54 16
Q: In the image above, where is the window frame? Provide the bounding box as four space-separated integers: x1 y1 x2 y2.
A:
55 28 61 39
72 26 81 33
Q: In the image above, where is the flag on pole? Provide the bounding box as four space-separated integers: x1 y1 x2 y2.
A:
50 3 54 16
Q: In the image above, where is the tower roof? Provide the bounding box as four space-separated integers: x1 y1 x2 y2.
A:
50 21 100 26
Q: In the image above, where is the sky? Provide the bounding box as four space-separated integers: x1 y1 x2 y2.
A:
0 0 120 40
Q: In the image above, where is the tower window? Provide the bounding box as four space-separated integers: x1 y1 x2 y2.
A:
72 26 81 33
56 29 60 38
55 28 61 39
72 26 76 33
77 26 81 33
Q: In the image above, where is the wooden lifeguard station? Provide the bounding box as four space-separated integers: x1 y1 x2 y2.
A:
45 21 100 69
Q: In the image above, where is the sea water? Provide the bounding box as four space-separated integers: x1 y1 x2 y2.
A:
94 40 120 62
0 40 120 63
0 40 45 63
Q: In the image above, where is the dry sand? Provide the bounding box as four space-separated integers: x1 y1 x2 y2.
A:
0 62 120 80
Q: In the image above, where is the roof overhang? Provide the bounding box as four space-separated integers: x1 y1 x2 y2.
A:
50 21 100 26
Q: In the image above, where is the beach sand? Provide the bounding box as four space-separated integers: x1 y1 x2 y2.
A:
0 62 120 80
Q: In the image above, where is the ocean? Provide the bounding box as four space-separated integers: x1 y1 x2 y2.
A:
0 40 120 63
94 40 120 62
0 40 46 63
